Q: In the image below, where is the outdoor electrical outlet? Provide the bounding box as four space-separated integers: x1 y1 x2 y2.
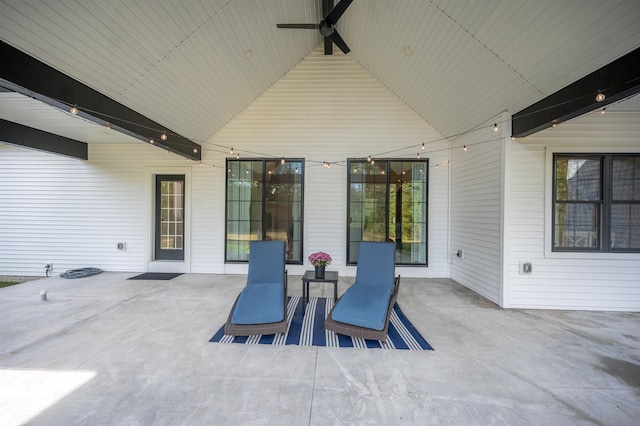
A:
519 262 532 274
456 249 465 259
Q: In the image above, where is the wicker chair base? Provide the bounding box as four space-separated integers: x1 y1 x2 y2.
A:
325 276 400 343
224 273 288 336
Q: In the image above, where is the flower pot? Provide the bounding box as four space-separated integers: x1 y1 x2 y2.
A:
314 266 325 279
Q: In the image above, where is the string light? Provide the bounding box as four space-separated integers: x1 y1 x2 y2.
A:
59 81 631 169
370 159 374 164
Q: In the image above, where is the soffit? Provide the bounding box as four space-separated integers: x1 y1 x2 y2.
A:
1 0 639 144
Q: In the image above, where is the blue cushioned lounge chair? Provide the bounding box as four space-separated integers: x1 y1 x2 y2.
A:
224 240 288 336
325 241 400 342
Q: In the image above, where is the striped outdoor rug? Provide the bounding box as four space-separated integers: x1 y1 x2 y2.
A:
210 296 433 350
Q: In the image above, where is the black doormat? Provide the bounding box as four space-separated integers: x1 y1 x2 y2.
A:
128 272 183 280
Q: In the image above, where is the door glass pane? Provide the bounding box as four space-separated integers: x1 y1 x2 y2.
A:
226 161 262 261
390 161 427 264
265 160 303 262
348 161 387 263
347 160 427 265
225 159 304 263
160 180 184 250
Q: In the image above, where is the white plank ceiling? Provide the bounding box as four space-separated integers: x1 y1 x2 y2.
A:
1 0 640 146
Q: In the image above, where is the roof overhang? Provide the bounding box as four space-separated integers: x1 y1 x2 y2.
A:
512 47 640 138
0 41 201 160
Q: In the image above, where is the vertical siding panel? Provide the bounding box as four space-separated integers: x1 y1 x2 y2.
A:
449 118 505 304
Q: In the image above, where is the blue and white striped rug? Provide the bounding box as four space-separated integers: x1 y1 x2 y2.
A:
210 296 433 350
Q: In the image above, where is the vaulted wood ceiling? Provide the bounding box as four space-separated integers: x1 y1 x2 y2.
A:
1 0 640 153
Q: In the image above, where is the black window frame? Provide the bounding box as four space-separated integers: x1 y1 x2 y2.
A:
347 158 429 266
552 153 640 253
225 158 305 264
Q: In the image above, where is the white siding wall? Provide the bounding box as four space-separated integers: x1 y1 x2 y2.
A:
505 107 640 311
0 142 191 276
449 114 508 305
207 48 450 277
1 48 450 278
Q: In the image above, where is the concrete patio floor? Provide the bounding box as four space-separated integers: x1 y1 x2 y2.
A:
0 273 639 425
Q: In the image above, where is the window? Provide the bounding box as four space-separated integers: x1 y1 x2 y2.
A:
226 159 304 263
155 175 185 260
347 159 428 265
553 154 640 252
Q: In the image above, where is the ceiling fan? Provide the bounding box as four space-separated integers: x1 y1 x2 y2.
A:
277 0 353 55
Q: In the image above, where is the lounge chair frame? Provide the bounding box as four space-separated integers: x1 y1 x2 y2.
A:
325 275 400 343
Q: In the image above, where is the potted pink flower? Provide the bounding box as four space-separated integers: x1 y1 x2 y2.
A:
309 251 332 278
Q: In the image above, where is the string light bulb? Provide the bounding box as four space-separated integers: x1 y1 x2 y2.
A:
236 153 240 159
230 147 234 154
193 148 198 153
416 152 420 159
421 143 425 150
70 105 78 114
161 132 167 141
150 139 155 144
596 92 605 102
367 155 371 162
493 123 498 132
601 107 606 114
463 145 467 151
281 158 285 165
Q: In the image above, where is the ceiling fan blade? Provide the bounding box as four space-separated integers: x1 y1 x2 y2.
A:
325 0 353 25
322 0 334 18
276 23 319 29
324 37 333 55
329 29 350 54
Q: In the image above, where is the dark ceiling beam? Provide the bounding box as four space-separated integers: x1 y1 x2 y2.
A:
1 118 88 159
512 47 640 138
0 41 201 160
